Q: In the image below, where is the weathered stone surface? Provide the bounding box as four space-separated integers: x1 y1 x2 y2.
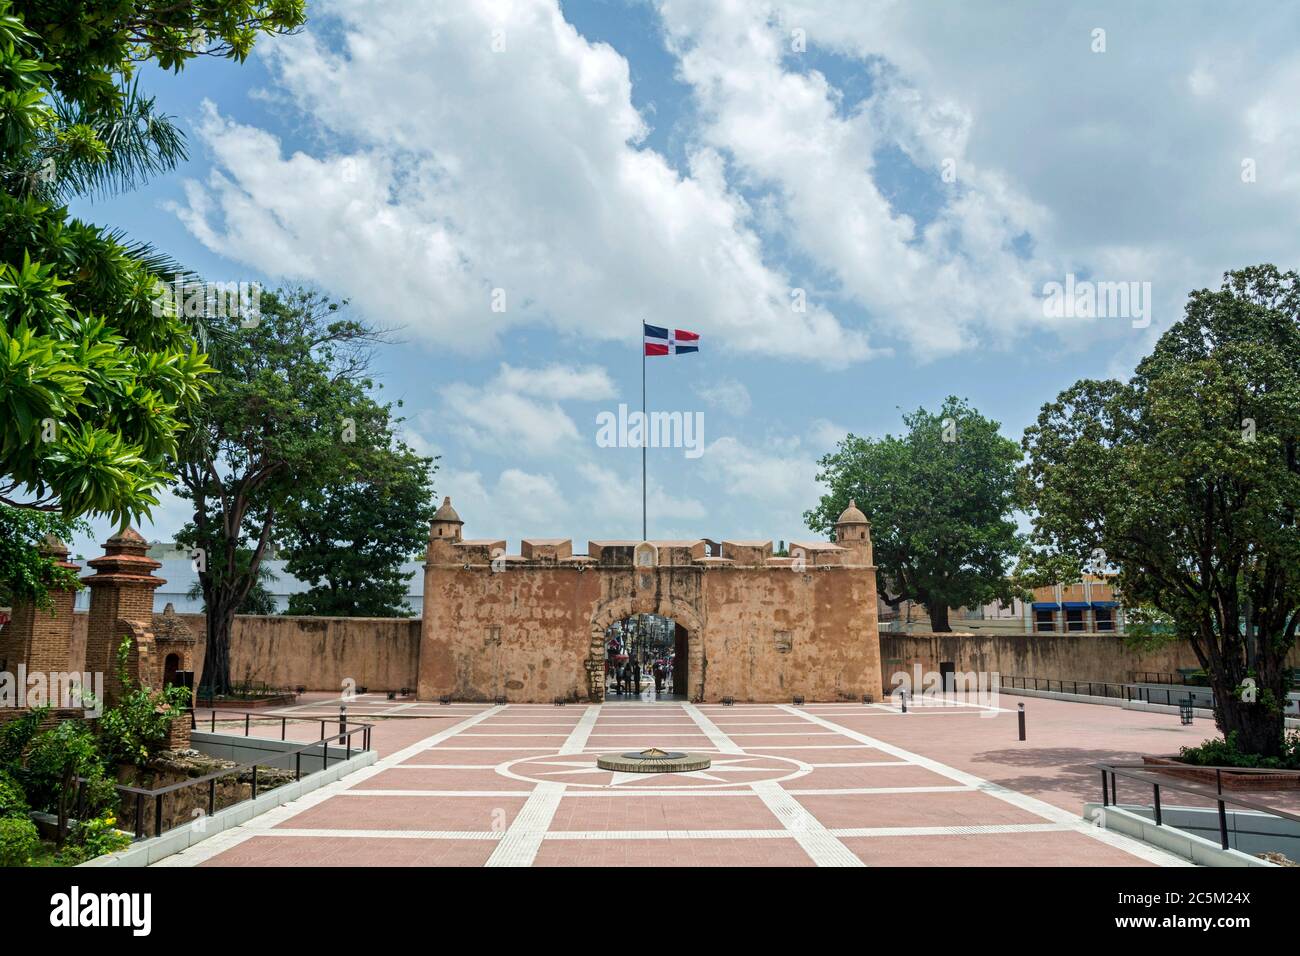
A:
418 498 883 703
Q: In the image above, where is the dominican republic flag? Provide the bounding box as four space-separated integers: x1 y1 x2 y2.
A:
644 323 700 356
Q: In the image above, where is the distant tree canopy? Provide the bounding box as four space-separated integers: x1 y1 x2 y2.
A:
280 431 437 618
806 397 1023 632
1022 265 1300 758
174 288 413 693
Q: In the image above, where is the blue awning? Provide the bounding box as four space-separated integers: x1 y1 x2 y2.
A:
1032 602 1060 610
1091 601 1118 608
1062 601 1090 609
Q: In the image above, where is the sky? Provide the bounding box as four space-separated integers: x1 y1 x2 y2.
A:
66 0 1300 559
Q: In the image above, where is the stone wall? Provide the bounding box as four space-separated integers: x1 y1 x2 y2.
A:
879 631 1300 691
420 557 881 703
69 611 422 693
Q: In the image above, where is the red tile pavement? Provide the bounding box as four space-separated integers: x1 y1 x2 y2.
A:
277 794 527 831
401 747 546 766
533 837 816 867
360 767 537 791
175 696 1217 867
201 835 497 867
781 764 958 791
548 794 781 831
840 830 1155 867
793 790 1043 829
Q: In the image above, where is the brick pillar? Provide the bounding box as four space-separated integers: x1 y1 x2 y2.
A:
0 535 80 676
83 527 164 705
0 535 81 676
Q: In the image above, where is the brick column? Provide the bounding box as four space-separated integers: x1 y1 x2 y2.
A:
83 527 164 705
0 535 81 676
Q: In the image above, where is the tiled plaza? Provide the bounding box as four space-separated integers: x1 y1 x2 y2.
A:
161 693 1213 867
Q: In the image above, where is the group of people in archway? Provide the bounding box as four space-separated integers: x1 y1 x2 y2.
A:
608 656 673 696
605 615 677 698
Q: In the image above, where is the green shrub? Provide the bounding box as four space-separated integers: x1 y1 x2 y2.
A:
98 637 193 765
60 812 131 864
0 771 28 818
0 816 40 866
0 706 48 768
22 720 101 813
1179 731 1300 770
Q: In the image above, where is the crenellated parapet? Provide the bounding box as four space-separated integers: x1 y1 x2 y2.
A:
418 496 881 703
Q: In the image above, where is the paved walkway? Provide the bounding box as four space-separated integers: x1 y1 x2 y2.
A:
155 692 1216 866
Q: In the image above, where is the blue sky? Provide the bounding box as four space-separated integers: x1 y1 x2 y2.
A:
67 0 1300 558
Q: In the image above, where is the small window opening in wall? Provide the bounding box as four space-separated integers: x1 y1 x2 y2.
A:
486 626 501 646
774 631 792 653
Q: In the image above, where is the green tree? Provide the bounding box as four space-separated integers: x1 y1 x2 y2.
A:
280 428 436 617
186 553 279 615
0 506 85 609
0 0 304 524
806 397 1023 632
174 288 390 694
1021 265 1300 757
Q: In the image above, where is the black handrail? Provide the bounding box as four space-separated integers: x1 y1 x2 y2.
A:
1003 675 1300 715
1093 760 1300 851
81 720 374 842
193 707 376 744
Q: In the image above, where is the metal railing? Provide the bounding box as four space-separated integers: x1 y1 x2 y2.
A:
1004 675 1300 715
193 707 377 746
81 716 374 841
1002 676 1136 701
1094 761 1300 851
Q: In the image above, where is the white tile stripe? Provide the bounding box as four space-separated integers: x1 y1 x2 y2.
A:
774 704 1190 867
680 702 745 755
682 702 864 867
337 785 969 798
255 821 1080 842
153 705 507 867
483 783 564 866
484 704 599 866
749 781 867 867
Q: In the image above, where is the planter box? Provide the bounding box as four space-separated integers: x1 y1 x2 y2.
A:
1142 755 1300 791
197 694 297 710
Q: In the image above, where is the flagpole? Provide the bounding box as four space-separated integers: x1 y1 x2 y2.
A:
641 322 647 541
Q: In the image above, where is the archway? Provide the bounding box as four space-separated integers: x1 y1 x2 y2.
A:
163 653 180 688
589 598 703 702
603 613 688 700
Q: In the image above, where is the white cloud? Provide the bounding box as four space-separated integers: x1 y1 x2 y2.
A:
438 362 612 456
658 0 1061 359
694 377 751 415
706 0 1300 363
493 363 616 401
170 0 874 366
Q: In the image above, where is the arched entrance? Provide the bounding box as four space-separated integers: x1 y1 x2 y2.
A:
589 599 703 702
163 652 180 688
602 613 689 700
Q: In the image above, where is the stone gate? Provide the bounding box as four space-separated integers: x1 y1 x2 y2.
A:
418 498 882 702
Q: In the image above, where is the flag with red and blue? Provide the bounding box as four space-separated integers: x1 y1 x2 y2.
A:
643 323 700 356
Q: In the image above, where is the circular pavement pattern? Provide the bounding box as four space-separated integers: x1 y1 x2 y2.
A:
497 750 811 789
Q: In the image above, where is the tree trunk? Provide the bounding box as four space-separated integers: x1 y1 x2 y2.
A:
202 602 237 697
1213 675 1286 759
927 602 951 633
